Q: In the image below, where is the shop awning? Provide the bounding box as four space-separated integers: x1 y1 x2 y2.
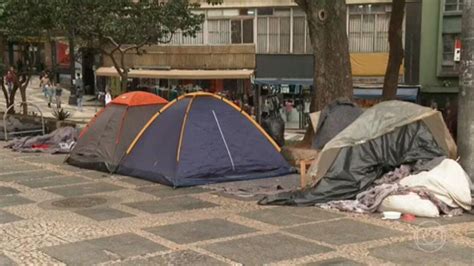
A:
354 86 420 101
95 67 254 79
253 78 313 86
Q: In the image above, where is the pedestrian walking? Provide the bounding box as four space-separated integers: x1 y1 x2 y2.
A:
75 73 84 112
76 86 84 112
5 66 16 95
40 73 50 98
55 82 63 108
45 83 54 108
104 89 112 105
303 97 311 127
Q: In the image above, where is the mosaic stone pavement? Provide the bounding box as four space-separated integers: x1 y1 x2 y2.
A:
0 145 473 265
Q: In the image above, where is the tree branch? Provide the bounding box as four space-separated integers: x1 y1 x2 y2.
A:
295 0 308 13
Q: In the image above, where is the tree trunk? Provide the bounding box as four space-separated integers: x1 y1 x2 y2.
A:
19 82 29 114
296 0 353 146
7 84 17 114
0 77 11 110
68 35 77 105
120 71 128 94
382 0 405 100
458 0 474 186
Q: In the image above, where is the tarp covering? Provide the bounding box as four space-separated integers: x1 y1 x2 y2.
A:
118 92 294 187
66 92 166 172
259 101 457 206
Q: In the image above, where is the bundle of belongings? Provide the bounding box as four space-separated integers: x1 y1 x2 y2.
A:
260 100 473 217
5 126 78 153
0 116 44 141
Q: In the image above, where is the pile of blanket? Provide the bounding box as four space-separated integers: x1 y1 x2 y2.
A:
4 127 78 154
318 158 472 217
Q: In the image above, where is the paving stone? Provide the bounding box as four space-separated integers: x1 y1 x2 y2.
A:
0 195 34 208
21 155 67 164
42 233 167 265
285 219 403 245
0 186 20 196
203 233 333 265
304 257 365 266
145 218 256 244
467 231 474 239
18 176 89 189
0 164 35 173
76 171 111 179
45 182 123 197
402 215 474 227
0 254 16 266
138 185 208 198
212 191 261 202
114 250 227 266
75 207 135 221
0 209 23 224
370 241 474 265
56 164 87 173
0 170 62 182
119 177 159 187
124 197 218 214
242 207 344 226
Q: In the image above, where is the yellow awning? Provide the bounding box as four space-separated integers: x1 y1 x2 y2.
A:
96 67 254 79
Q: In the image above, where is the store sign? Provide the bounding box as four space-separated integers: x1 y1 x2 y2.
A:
56 41 71 67
280 84 290 93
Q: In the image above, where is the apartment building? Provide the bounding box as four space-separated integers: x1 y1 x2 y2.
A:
93 0 424 127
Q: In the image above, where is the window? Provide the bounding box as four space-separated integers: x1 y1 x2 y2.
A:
441 33 461 74
280 16 291 53
256 8 291 54
242 19 254 43
231 19 254 44
442 33 460 65
231 20 242 43
257 7 273 16
445 0 463 12
257 17 267 52
208 19 230 44
348 4 392 53
293 16 306 54
167 27 204 45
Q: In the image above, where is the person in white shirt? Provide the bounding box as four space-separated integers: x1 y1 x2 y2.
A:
105 89 112 105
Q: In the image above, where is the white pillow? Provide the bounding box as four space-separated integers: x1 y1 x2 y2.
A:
379 193 440 218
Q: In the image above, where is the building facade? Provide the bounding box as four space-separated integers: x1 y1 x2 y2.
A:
419 0 462 137
96 0 422 128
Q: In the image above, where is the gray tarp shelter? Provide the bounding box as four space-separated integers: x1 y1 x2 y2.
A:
260 101 457 206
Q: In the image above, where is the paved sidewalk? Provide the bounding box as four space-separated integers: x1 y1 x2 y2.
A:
0 77 99 125
0 147 473 265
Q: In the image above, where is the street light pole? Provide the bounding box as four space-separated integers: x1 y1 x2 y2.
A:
457 0 474 187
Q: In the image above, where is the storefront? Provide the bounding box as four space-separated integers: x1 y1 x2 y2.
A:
95 66 255 113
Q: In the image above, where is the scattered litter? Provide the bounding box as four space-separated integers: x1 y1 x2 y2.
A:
382 211 401 220
401 213 416 222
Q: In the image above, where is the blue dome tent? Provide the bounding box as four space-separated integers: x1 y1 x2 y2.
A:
118 92 294 187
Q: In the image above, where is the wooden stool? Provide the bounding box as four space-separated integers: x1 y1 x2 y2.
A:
298 159 313 188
